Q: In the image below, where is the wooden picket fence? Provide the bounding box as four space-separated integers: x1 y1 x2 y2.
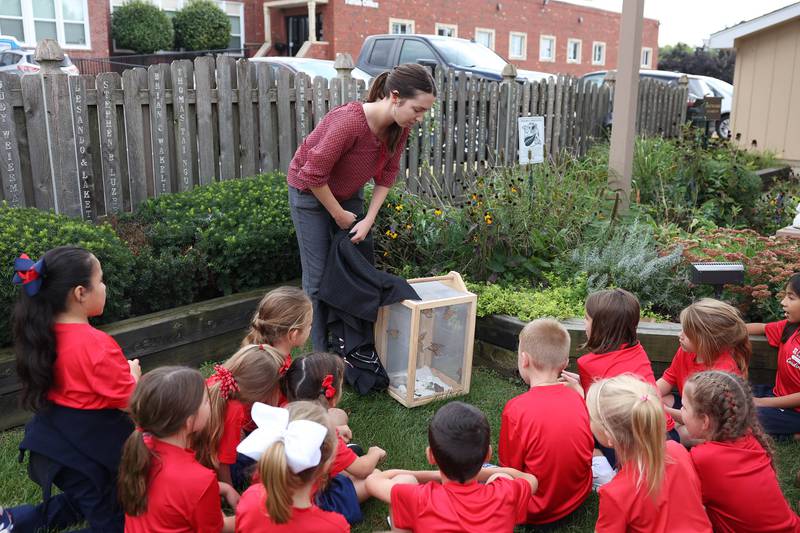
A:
0 54 687 220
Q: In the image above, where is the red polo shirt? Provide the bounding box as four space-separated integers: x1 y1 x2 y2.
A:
578 343 675 431
124 438 222 533
499 384 593 524
329 433 357 478
764 320 800 410
660 346 740 394
47 323 136 410
287 101 410 201
596 440 711 533
236 483 350 532
691 433 800 533
390 476 532 532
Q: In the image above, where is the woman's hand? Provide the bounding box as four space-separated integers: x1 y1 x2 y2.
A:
349 218 373 243
334 209 358 230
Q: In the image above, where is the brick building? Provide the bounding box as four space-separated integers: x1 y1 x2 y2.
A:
263 0 660 76
1 0 658 75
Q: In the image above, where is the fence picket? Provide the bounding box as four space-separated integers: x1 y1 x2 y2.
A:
123 68 149 207
257 63 277 173
276 69 293 173
0 74 25 207
237 59 256 179
172 60 195 191
69 75 94 219
147 64 172 195
194 57 215 184
217 56 236 179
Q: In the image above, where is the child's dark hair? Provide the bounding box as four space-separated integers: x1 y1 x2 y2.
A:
243 287 312 346
583 289 640 354
428 401 490 483
366 63 436 153
782 274 800 343
282 352 345 406
12 246 95 412
259 401 336 524
684 371 774 468
118 366 206 516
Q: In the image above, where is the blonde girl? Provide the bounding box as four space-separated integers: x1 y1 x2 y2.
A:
682 371 800 532
235 402 349 532
243 286 313 360
194 344 286 490
119 366 236 533
586 375 712 532
282 352 386 524
656 298 750 431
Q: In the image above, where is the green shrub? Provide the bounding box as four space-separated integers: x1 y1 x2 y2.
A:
375 154 611 283
126 245 208 315
571 219 690 318
468 276 589 321
111 0 174 54
132 173 299 294
173 0 231 51
0 205 135 347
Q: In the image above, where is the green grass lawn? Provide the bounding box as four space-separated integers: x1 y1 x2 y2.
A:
2 368 800 532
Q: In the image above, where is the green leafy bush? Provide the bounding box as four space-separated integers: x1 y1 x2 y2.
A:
111 0 174 54
571 219 690 318
0 205 135 346
173 0 231 51
132 173 299 294
468 276 589 321
375 154 611 283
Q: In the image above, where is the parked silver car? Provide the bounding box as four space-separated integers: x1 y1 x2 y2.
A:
0 49 79 76
249 56 372 83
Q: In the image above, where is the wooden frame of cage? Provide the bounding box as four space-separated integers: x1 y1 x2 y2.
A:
374 272 477 407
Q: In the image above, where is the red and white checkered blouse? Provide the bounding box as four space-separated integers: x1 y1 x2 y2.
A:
287 101 410 201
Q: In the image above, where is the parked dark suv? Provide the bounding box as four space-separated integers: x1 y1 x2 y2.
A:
357 34 551 82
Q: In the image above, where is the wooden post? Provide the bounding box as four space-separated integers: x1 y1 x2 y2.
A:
307 1 317 43
678 74 689 137
607 0 644 214
334 53 354 107
498 63 517 165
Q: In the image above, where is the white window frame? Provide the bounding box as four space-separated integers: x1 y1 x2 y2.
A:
1 0 92 51
641 46 653 68
508 31 527 60
474 27 495 50
539 34 555 62
389 18 415 35
435 23 457 38
566 38 581 64
592 41 606 66
110 0 245 54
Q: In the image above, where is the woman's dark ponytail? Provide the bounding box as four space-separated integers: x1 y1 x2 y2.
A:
365 64 436 153
13 246 94 412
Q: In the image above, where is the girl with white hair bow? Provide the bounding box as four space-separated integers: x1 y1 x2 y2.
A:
234 401 350 532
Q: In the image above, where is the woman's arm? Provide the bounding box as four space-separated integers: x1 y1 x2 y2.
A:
309 185 357 230
349 185 391 243
754 392 800 409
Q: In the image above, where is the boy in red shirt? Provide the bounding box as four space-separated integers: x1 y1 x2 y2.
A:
366 402 537 532
499 318 594 526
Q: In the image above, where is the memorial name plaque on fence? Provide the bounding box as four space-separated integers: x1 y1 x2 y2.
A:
0 76 23 207
518 116 545 164
703 96 722 122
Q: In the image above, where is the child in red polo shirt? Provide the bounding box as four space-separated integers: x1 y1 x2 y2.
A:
282 352 386 524
120 366 236 533
2 247 140 533
577 289 677 485
656 298 750 441
682 370 800 532
747 273 800 437
193 344 287 491
235 401 349 532
366 401 537 532
587 375 712 533
498 318 593 526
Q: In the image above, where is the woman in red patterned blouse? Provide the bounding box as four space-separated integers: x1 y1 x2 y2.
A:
287 63 436 351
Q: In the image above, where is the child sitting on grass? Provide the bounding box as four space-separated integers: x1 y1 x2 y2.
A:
366 401 537 532
499 318 594 526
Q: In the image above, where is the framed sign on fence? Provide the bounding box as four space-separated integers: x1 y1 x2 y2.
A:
518 116 545 164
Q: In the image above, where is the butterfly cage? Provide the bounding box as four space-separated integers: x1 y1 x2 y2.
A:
374 272 477 407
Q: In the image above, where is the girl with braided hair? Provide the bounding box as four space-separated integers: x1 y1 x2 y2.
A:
682 370 800 532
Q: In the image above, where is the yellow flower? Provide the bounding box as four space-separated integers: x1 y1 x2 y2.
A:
484 213 493 225
383 251 389 257
395 204 404 212
510 186 518 193
385 229 392 236
434 208 442 216
391 231 398 239
406 224 412 229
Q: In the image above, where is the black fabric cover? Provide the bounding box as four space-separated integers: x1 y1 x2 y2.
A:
319 230 419 394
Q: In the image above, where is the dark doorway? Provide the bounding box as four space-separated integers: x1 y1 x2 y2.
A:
286 14 323 56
